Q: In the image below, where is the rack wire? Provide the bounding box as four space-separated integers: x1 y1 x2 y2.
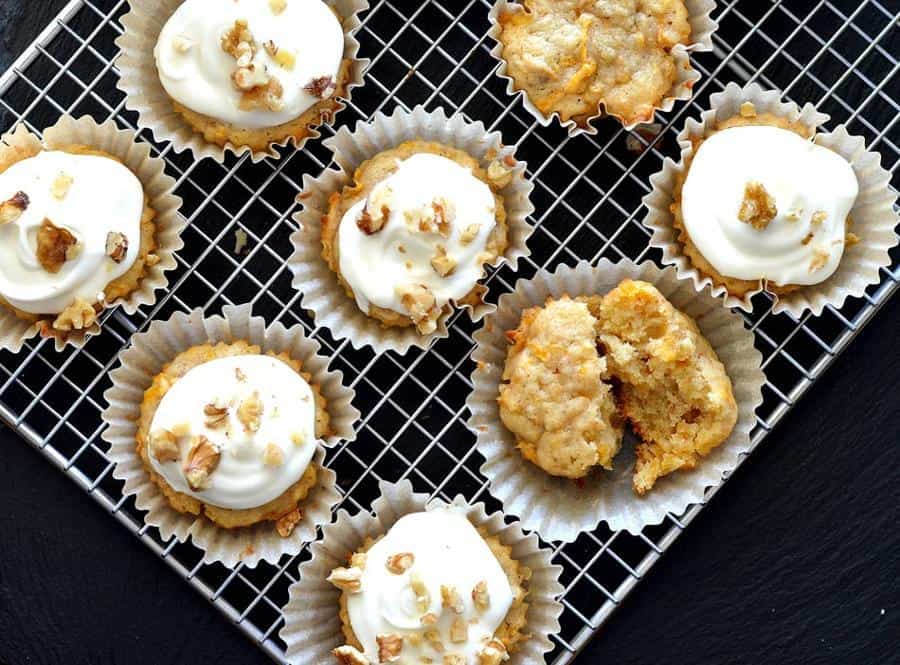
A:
0 0 897 662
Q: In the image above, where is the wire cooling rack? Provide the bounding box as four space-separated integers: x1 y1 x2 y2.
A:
0 0 897 662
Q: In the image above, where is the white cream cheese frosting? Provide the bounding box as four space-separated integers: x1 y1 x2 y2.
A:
148 354 317 510
0 150 143 315
681 125 859 286
346 508 515 663
337 152 497 320
154 0 344 129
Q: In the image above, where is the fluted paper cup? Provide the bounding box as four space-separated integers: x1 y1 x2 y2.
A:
488 0 718 135
279 479 564 664
0 116 184 353
288 105 535 354
116 0 369 163
466 260 765 540
644 81 899 316
101 303 359 568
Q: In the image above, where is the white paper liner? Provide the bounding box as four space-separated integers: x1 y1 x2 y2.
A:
288 105 535 354
466 260 765 540
279 480 564 665
115 0 369 163
101 303 359 568
0 116 184 353
487 0 718 135
644 81 899 316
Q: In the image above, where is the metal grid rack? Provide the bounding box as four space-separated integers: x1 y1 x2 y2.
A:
0 0 897 662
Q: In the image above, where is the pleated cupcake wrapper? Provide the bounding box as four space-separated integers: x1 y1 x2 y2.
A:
116 0 369 163
101 303 360 568
466 259 765 541
644 81 899 317
279 479 564 665
288 105 535 354
487 0 718 135
0 116 184 353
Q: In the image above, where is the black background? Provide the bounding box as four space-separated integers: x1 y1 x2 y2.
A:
0 2 898 665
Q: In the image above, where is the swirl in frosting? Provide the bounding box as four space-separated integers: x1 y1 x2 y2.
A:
154 0 344 129
0 150 143 315
681 124 858 286
345 509 514 663
337 153 498 330
148 354 317 510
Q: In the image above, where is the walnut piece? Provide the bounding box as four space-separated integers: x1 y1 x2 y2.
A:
397 284 439 335
478 640 509 665
36 218 78 273
304 75 337 99
801 232 814 246
376 634 403 663
472 580 490 611
441 585 464 614
420 613 438 626
459 224 480 246
327 566 363 593
423 628 444 653
430 245 456 277
332 646 369 665
275 507 302 537
810 210 827 226
357 207 389 235
52 297 96 331
237 392 264 432
172 34 193 53
149 429 179 463
444 656 465 665
737 181 777 230
449 617 468 644
263 443 284 467
808 247 830 273
183 435 220 491
222 19 284 111
846 231 860 247
486 159 514 188
0 190 28 225
385 552 415 575
51 172 73 200
410 576 431 613
103 231 129 263
269 0 287 14
203 401 229 428
431 199 454 238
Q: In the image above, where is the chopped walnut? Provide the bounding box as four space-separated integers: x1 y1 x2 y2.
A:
441 585 464 614
376 634 403 663
472 580 490 611
397 284 439 335
104 231 129 263
808 247 830 273
740 101 757 118
431 199 454 238
410 576 431 613
276 507 302 537
784 207 803 221
431 245 457 277
443 656 465 665
385 552 415 575
222 19 285 111
269 0 288 13
237 392 263 432
801 232 814 246
737 181 777 230
238 78 285 112
52 297 96 331
0 190 28 225
263 443 285 467
420 613 438 626
478 640 509 665
51 172 73 200
459 224 480 246
149 429 179 463
274 49 296 70
423 628 444 653
36 218 78 273
183 436 221 491
333 646 369 665
235 367 247 382
172 34 194 53
304 75 337 99
810 210 827 226
357 207 389 235
486 159 514 188
846 231 860 247
291 431 305 446
449 617 468 644
327 566 363 593
203 401 229 428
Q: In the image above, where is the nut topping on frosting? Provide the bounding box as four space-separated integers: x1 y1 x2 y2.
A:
51 173 73 200
237 391 264 432
444 656 465 665
105 231 129 263
149 429 180 463
376 634 403 663
738 181 777 230
385 552 415 574
420 613 438 626
183 435 220 491
52 298 96 331
459 224 480 246
441 584 464 614
809 247 830 273
472 580 490 611
328 566 363 593
269 0 287 15
430 245 456 277
263 442 284 467
333 646 369 665
36 218 78 273
0 190 28 224
358 208 388 235
478 639 509 665
410 575 431 613
304 75 337 99
221 19 286 112
397 284 439 334
449 617 468 644
203 400 229 429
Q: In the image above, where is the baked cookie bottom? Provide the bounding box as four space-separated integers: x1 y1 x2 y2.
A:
0 144 158 333
335 528 531 657
172 58 353 153
591 280 738 495
669 110 852 298
320 139 510 331
135 340 330 533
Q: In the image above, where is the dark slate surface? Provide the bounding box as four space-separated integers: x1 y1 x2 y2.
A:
0 2 898 665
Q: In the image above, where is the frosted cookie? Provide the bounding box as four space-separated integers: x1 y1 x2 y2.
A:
499 296 623 479
0 147 156 337
154 0 351 152
671 109 860 298
496 0 693 126
136 341 330 536
593 280 737 495
321 140 510 335
327 508 530 664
